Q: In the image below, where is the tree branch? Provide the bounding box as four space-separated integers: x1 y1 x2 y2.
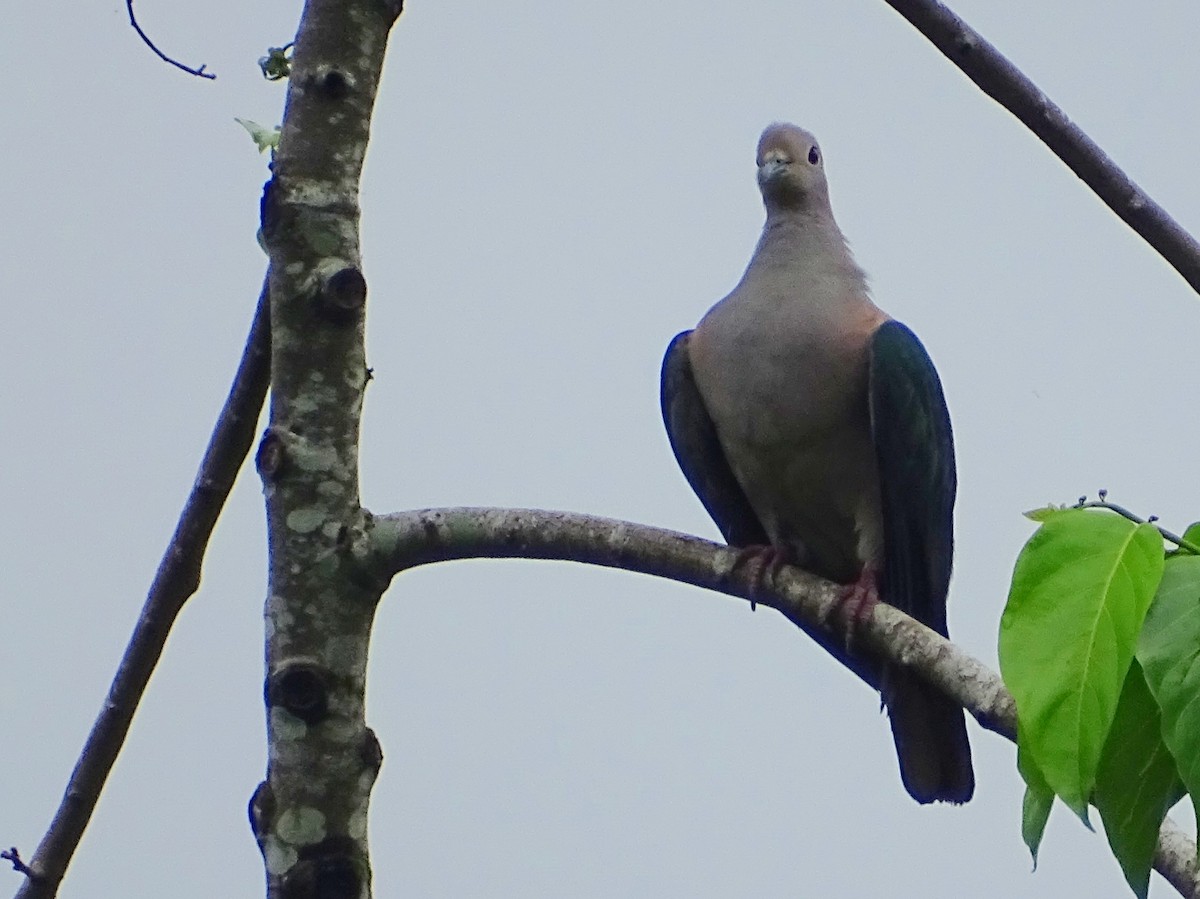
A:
370 506 1198 897
125 0 216 79
252 0 402 894
881 0 1200 295
13 283 271 899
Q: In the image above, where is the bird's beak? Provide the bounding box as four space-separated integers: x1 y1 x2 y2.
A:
757 152 790 183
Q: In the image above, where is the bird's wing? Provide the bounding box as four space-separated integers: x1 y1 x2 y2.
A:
869 319 973 803
661 330 769 548
868 319 956 634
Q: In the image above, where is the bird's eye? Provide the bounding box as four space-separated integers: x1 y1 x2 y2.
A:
808 146 820 165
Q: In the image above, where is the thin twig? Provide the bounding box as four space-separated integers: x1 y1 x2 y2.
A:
1074 497 1200 556
126 0 216 80
13 283 270 899
1 849 36 878
881 0 1200 295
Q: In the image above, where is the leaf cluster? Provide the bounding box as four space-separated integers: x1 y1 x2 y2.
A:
1000 507 1200 897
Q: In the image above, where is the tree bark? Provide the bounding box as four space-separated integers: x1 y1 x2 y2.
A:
252 0 403 895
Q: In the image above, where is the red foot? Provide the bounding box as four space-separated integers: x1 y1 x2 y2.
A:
833 567 880 648
731 544 791 611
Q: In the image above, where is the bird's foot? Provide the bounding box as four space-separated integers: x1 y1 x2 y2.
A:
832 567 880 650
730 544 791 611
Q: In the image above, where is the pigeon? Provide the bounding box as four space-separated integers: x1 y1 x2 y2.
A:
661 123 973 803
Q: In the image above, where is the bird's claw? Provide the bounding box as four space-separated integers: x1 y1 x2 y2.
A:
832 567 880 650
731 544 790 611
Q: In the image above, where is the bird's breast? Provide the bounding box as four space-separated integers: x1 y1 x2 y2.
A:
686 278 888 579
689 284 880 446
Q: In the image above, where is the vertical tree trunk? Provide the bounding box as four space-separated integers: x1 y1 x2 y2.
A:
251 1 402 894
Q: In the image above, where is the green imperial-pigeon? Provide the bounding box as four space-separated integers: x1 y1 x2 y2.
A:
661 123 973 804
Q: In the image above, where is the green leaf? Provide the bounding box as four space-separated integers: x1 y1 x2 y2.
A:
1138 554 1200 840
235 117 281 154
1018 736 1055 868
1021 786 1054 869
1000 508 1164 812
1024 504 1067 522
258 44 293 81
1174 521 1200 556
1094 661 1182 899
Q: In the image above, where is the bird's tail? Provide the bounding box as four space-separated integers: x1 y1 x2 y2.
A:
884 671 974 804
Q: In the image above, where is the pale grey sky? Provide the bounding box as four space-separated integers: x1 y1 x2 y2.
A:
5 1 1200 896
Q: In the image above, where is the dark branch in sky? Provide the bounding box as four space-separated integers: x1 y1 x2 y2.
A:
126 0 216 79
883 0 1200 296
13 284 269 898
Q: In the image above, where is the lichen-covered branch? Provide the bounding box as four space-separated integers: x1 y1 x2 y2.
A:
252 1 402 896
14 284 271 899
881 0 1200 295
370 507 1011 730
1155 822 1200 899
369 506 1198 897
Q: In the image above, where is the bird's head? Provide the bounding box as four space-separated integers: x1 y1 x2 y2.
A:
755 123 829 212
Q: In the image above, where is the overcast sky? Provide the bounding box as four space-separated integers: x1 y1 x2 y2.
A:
5 1 1200 896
